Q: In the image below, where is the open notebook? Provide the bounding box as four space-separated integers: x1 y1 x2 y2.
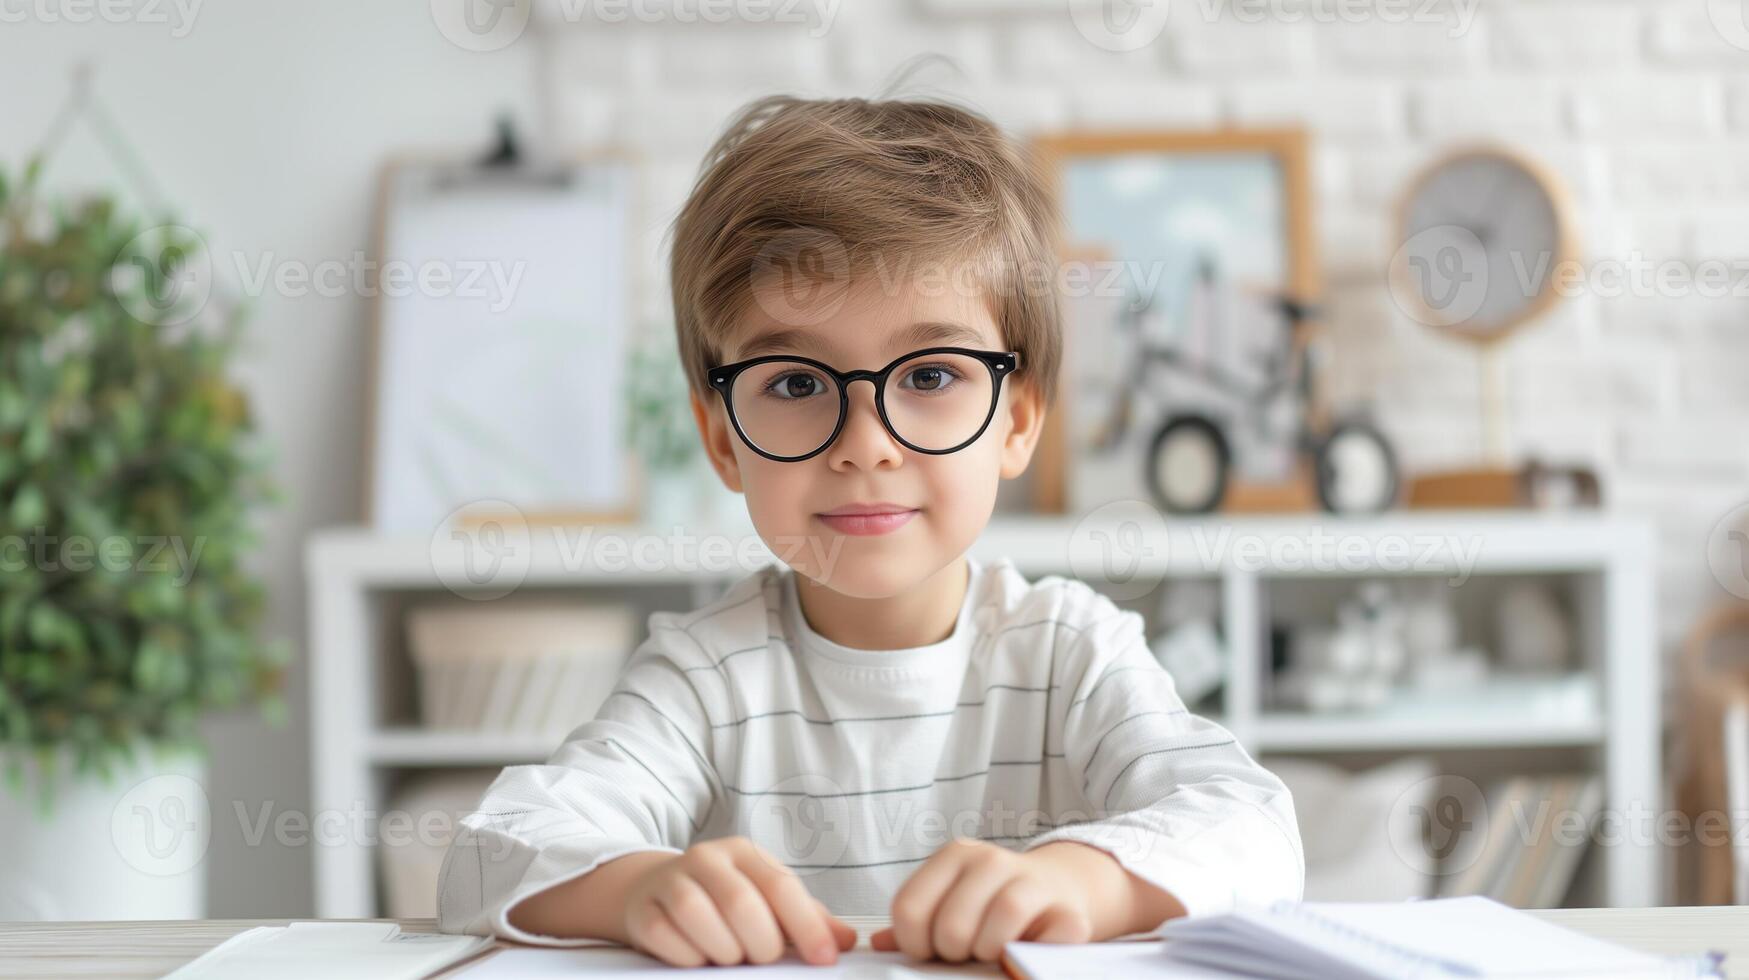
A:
1003 897 1724 980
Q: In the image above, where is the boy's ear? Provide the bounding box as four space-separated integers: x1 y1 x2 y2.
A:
998 377 1048 480
690 389 745 493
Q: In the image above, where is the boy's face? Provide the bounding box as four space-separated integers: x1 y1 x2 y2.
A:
690 266 1047 599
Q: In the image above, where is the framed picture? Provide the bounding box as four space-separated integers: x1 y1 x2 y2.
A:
363 149 643 535
1031 128 1319 515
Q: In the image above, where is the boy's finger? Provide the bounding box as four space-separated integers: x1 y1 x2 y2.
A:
888 849 968 961
822 904 857 951
657 875 744 966
1025 905 1088 944
736 851 839 964
633 903 707 968
970 880 1048 962
692 858 786 964
870 926 898 951
931 859 1013 961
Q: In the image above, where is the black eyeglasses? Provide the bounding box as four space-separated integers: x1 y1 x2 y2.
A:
706 347 1019 462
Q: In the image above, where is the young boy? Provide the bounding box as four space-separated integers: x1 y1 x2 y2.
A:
437 95 1303 967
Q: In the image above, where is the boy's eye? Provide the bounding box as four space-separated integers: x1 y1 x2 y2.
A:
899 363 962 393
764 370 828 400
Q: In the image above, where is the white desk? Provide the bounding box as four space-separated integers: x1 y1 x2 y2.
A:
2 909 1745 979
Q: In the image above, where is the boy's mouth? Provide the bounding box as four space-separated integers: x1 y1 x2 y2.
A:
814 503 919 536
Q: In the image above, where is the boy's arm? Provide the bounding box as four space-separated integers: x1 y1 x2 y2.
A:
502 849 675 944
1022 609 1305 931
436 629 720 946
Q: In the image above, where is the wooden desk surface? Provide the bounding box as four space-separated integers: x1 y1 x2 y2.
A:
1 908 1745 979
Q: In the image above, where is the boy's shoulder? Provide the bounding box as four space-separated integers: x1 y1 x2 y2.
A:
980 561 1157 690
637 563 785 667
978 557 1133 634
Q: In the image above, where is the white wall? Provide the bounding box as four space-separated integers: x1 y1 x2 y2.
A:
532 0 1749 647
3 0 1746 916
0 2 534 915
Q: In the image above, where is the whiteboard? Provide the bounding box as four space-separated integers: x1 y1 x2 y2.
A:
367 159 636 533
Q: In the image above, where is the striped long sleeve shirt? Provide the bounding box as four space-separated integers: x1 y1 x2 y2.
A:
437 555 1304 945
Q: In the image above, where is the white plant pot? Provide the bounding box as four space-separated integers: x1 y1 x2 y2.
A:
0 747 208 920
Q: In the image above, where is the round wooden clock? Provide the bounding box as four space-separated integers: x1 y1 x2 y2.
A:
1388 147 1577 485
1390 146 1576 344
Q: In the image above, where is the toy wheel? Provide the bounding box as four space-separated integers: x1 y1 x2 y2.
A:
1147 415 1230 514
1314 420 1399 513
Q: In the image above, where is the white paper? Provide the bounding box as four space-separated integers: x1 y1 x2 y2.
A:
1162 897 1718 980
164 922 491 980
1002 940 1222 978
459 945 996 978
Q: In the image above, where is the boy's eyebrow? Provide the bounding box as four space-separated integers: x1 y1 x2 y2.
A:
889 320 989 352
736 328 838 360
735 321 991 362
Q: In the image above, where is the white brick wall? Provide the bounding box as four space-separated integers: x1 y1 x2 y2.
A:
1489 2 1637 70
536 0 1749 652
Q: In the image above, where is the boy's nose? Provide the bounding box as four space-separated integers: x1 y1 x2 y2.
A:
825 380 903 472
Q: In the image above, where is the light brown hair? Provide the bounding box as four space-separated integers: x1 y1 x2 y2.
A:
668 95 1063 407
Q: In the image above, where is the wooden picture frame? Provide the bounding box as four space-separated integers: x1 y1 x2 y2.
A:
1030 127 1319 515
362 149 643 534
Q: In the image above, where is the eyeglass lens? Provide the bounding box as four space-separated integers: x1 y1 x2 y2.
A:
727 351 997 457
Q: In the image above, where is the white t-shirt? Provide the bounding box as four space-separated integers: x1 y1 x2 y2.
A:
437 555 1304 945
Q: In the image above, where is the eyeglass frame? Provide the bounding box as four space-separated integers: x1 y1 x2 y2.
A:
705 346 1020 462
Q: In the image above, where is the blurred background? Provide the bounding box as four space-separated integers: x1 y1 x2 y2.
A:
2 0 1748 924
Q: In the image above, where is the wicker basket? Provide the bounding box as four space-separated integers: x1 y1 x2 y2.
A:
407 601 636 735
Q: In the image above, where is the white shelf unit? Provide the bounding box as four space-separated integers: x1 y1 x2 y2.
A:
307 511 1658 917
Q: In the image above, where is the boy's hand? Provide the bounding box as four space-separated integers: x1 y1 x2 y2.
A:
870 838 1184 963
622 836 857 967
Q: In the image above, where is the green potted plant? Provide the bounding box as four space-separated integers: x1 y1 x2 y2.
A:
0 160 285 918
623 334 707 528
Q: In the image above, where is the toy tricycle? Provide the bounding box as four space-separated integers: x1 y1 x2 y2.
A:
1086 268 1399 515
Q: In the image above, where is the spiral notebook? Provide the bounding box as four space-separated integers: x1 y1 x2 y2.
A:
1153 896 1720 980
